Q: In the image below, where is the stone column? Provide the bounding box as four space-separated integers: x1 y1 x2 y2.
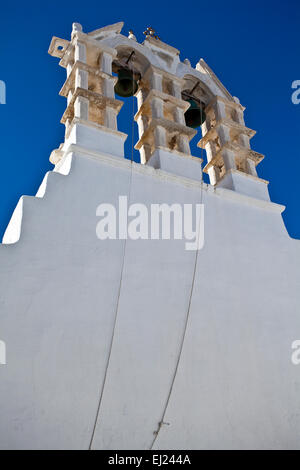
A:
236 108 245 126
99 51 117 129
75 67 88 89
214 99 227 121
173 107 185 126
177 135 190 154
74 39 86 61
74 96 89 120
100 52 113 75
247 158 258 177
136 89 150 163
67 62 73 78
205 140 218 185
154 125 167 148
73 39 89 122
217 123 236 171
151 96 164 119
171 79 182 100
239 133 250 149
103 78 114 98
149 71 163 92
101 53 115 99
105 107 117 130
139 144 152 164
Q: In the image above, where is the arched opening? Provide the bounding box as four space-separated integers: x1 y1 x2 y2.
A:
112 46 151 164
181 75 214 183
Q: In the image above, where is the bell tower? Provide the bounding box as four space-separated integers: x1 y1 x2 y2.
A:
48 22 127 164
198 86 268 200
1 20 300 451
48 21 269 201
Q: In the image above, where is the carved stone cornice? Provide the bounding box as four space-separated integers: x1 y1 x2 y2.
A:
134 89 189 122
135 118 196 150
198 118 256 148
61 88 123 124
59 61 116 98
205 95 245 113
203 142 264 174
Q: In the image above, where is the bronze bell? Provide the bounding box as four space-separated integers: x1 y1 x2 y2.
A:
114 68 138 98
184 99 206 128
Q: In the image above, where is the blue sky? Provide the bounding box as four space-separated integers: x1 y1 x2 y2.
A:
0 0 299 239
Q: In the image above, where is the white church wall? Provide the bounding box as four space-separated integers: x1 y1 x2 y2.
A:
0 150 299 449
0 21 300 450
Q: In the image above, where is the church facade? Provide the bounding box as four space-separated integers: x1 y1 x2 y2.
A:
0 22 299 450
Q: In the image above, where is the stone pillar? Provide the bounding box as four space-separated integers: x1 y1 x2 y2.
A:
205 140 218 185
150 71 163 92
67 62 73 78
136 88 147 110
151 96 164 119
173 107 185 125
222 149 236 172
171 80 182 100
99 50 117 129
103 78 114 98
136 114 148 136
105 107 117 130
136 89 150 163
48 23 127 159
140 143 152 164
74 96 89 120
154 125 167 147
239 133 250 149
217 124 236 171
75 68 88 89
73 39 89 121
236 108 245 126
214 99 227 121
177 135 190 155
100 52 113 75
217 123 230 146
247 158 258 177
135 67 195 163
74 40 86 63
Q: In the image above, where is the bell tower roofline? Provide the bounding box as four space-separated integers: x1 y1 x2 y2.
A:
48 21 271 201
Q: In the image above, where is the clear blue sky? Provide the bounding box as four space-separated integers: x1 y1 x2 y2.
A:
0 0 299 239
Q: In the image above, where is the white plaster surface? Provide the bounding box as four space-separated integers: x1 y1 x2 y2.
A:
147 149 203 182
0 149 300 450
217 170 270 202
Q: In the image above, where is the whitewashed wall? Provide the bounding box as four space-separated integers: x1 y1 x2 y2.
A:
0 150 299 449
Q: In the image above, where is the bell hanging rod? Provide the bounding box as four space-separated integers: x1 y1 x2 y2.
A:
182 82 205 104
126 50 135 65
112 51 141 79
182 90 202 103
189 81 200 95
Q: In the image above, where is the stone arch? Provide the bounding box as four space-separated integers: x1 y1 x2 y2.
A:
111 44 153 162
112 44 152 79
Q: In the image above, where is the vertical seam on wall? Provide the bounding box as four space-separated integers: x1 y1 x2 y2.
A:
88 84 136 450
150 104 205 449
